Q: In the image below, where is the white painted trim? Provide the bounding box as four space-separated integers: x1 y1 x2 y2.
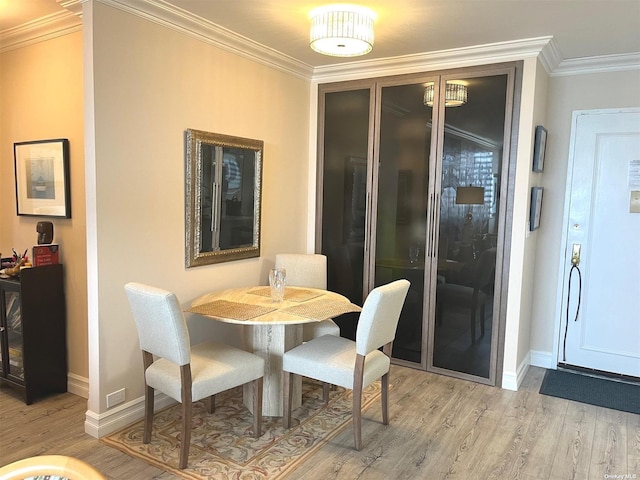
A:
529 350 554 369
501 353 531 391
84 392 175 438
552 53 640 77
311 37 554 83
0 9 81 53
67 373 89 399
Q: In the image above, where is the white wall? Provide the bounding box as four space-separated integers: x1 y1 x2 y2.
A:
84 2 310 429
529 68 640 367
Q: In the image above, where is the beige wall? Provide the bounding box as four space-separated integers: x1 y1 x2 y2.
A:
529 69 640 363
84 2 311 417
0 32 88 382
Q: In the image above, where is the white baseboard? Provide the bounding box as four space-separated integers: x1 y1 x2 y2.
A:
67 373 89 399
501 352 531 391
84 392 176 438
530 350 555 369
501 350 556 390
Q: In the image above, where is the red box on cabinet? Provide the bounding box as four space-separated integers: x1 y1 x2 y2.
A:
32 244 60 266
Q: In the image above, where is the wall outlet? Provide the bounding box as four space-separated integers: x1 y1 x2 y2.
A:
106 388 126 408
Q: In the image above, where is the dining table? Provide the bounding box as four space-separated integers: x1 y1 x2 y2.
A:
188 285 362 416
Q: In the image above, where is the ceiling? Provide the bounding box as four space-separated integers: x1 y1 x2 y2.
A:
2 0 639 68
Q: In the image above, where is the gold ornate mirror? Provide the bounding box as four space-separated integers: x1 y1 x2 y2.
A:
185 129 263 267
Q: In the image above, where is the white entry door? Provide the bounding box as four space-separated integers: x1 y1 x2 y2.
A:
559 108 640 378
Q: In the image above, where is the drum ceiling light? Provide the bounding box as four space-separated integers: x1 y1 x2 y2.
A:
309 4 376 57
424 82 468 107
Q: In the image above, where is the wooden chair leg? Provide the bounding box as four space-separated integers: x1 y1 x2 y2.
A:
179 365 192 470
353 355 365 450
283 371 293 429
143 384 154 444
142 351 154 444
322 382 330 404
381 372 389 425
206 395 215 414
253 377 263 438
179 401 192 469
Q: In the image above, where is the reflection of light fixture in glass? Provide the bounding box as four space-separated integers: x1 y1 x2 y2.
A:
309 4 375 57
424 82 468 107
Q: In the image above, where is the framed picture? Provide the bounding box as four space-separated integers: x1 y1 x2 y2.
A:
14 139 71 218
532 125 547 172
530 187 543 231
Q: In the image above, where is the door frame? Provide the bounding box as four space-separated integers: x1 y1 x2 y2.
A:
552 107 640 372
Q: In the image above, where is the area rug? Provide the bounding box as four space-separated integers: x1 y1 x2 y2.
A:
102 380 382 479
539 369 640 414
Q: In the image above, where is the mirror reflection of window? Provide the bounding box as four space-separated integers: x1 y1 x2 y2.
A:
220 149 255 249
185 129 263 267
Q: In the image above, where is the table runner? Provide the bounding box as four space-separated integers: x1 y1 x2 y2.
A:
187 300 275 321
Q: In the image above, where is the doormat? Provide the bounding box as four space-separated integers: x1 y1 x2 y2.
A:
102 380 382 480
539 369 640 414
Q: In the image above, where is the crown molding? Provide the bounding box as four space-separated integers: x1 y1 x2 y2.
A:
101 0 314 80
3 0 637 80
311 37 554 83
538 37 563 75
551 52 640 76
0 5 82 54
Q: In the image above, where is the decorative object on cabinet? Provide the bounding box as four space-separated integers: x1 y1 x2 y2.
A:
0 264 66 404
32 244 60 266
36 221 54 244
530 187 544 231
532 125 547 172
0 248 31 277
185 129 263 267
14 139 71 218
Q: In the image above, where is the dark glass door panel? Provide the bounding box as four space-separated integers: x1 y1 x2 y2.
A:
374 82 434 365
432 74 507 379
320 88 372 340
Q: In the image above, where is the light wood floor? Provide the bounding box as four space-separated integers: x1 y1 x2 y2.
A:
1 366 638 479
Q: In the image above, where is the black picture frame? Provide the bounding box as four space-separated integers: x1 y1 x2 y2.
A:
530 187 543 231
532 125 547 172
14 139 71 218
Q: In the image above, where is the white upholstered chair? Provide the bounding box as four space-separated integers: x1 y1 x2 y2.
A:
275 253 341 341
282 279 410 450
124 283 265 469
0 455 106 480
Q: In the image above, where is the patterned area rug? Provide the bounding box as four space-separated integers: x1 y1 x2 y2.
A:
102 381 382 479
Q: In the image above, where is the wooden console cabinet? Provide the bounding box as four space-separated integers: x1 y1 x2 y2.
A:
0 264 67 404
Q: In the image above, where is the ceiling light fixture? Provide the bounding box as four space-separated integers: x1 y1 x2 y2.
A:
423 82 468 107
309 4 376 57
